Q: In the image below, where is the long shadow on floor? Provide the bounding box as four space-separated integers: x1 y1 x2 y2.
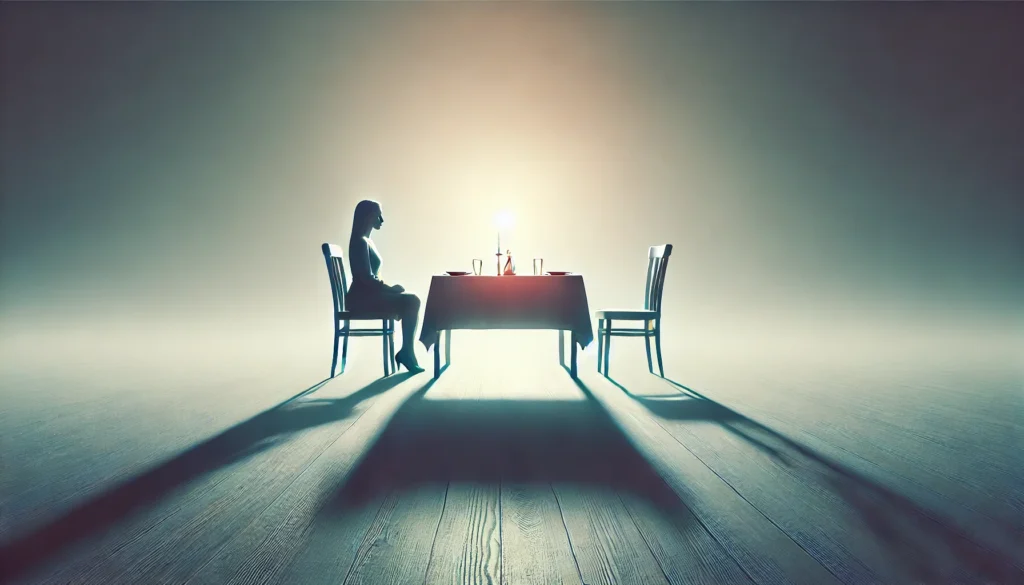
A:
607 371 1023 584
324 380 685 517
0 372 415 582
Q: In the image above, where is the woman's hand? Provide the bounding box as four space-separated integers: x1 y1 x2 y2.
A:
389 284 406 294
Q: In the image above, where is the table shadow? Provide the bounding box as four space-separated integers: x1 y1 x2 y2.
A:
323 380 685 517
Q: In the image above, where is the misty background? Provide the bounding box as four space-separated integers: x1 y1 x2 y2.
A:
2 2 1021 369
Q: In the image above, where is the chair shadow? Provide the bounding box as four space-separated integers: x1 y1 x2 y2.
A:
606 371 1022 584
0 371 415 582
601 373 792 465
322 379 686 518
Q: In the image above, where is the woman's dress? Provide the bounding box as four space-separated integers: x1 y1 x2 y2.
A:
346 237 403 314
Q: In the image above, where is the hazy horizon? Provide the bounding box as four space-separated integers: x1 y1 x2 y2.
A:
2 2 1021 361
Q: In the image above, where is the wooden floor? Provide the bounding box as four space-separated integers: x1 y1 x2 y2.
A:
1 332 1021 585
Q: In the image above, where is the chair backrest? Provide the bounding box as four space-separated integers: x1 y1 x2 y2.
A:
643 244 673 314
322 243 349 314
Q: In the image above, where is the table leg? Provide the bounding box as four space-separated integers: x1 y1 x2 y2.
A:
558 330 565 366
433 331 441 379
570 332 578 379
445 329 451 366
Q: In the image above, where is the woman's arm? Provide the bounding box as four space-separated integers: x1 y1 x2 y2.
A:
351 237 402 292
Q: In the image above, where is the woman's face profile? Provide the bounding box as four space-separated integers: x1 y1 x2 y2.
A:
373 206 384 230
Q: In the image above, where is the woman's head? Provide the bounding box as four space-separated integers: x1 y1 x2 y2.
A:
351 199 383 238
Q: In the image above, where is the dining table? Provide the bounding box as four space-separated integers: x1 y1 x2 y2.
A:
418 274 594 379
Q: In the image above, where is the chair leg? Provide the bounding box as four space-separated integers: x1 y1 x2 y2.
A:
388 321 397 372
331 327 340 378
341 321 350 374
596 320 603 372
644 321 654 374
603 319 612 377
382 320 390 377
655 320 664 377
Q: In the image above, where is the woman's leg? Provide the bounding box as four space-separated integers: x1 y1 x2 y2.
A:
396 292 422 360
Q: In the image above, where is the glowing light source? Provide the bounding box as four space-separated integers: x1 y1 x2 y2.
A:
495 210 514 230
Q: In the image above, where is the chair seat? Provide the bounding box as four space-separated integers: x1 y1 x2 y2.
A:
595 309 657 320
338 310 398 320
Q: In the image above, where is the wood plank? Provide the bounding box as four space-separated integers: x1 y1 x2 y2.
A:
645 403 906 585
270 492 389 585
500 483 582 585
750 367 1023 520
426 352 752 585
719 403 1024 582
425 348 578 585
617 490 756 585
574 372 844 585
82 399 385 585
676 351 1023 523
424 483 501 585
421 359 502 585
182 374 430 585
343 483 449 585
11 374 391 585
665 361 1023 576
1 369 287 547
552 485 670 585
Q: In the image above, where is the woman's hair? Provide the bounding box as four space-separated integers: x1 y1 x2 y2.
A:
350 199 381 241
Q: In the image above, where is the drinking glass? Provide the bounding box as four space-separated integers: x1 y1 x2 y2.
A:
533 258 544 275
472 259 483 275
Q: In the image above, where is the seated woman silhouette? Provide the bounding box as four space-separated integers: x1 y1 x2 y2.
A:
346 199 424 372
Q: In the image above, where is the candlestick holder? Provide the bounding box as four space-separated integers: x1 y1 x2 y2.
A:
494 213 513 275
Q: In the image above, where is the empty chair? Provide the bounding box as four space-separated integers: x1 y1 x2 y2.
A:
595 244 672 377
322 243 397 377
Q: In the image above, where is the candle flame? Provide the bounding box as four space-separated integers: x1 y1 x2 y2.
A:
495 211 514 230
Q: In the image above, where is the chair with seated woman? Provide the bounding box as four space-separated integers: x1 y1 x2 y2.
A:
345 199 424 373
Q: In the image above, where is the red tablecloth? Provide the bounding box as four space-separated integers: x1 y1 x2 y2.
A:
419 275 594 351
